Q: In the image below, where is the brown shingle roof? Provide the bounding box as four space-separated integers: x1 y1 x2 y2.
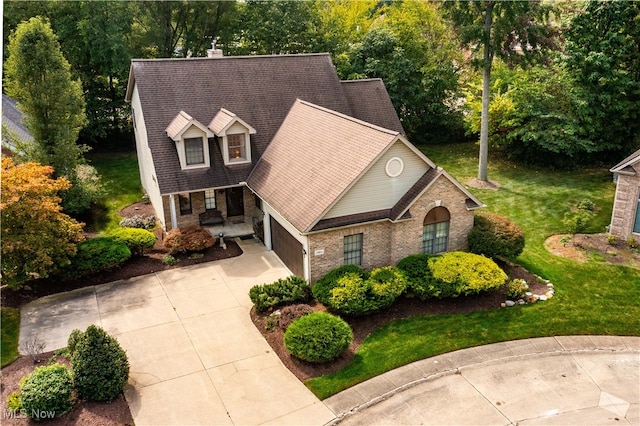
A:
127 54 357 194
247 99 400 233
341 79 405 136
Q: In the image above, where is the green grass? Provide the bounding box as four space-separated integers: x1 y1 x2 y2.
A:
306 143 640 399
88 152 143 232
1 308 20 368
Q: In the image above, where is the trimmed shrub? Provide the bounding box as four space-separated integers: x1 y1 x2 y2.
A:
67 328 83 355
312 264 368 306
6 391 22 413
19 364 73 420
428 252 507 296
70 325 129 402
249 276 312 313
162 254 178 266
61 237 131 279
274 304 314 331
163 226 216 254
563 209 594 235
397 254 438 300
327 267 407 316
577 198 596 211
284 312 352 363
107 227 156 257
506 278 529 299
119 214 157 230
468 212 525 259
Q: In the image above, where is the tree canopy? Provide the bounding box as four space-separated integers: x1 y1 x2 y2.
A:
1 158 85 289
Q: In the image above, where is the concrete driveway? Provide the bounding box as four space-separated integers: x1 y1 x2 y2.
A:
18 238 640 425
19 238 336 425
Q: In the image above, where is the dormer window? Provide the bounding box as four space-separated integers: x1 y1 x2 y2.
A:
166 111 214 170
185 137 205 165
209 108 256 166
228 134 246 161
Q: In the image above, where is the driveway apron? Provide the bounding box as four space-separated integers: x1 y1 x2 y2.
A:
19 238 336 425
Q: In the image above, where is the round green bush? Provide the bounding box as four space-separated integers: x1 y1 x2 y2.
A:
327 267 407 316
468 212 525 259
312 264 368 306
506 278 529 299
71 325 130 402
107 227 156 257
62 237 131 279
397 254 438 300
284 312 353 363
19 364 73 420
428 252 507 296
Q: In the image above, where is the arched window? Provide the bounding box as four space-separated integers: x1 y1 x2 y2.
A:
423 207 450 254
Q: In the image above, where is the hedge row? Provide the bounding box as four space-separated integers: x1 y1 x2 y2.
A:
249 276 312 312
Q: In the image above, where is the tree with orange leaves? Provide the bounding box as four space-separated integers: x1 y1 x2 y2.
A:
1 158 85 289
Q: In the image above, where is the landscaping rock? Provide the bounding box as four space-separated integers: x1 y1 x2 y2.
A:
505 300 516 307
517 299 525 305
545 292 554 299
539 295 548 301
501 302 507 308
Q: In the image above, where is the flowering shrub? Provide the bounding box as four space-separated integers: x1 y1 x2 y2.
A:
163 226 216 254
119 214 157 230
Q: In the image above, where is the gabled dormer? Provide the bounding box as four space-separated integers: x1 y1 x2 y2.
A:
208 108 256 165
166 111 214 170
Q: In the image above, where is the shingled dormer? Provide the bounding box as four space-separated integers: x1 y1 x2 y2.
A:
166 111 214 170
209 108 256 166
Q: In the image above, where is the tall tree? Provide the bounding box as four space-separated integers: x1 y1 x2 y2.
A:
230 0 324 55
4 16 101 214
563 0 640 158
443 1 557 181
131 1 237 58
1 158 85 289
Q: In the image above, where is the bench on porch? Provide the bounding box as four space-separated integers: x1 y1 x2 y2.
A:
199 209 224 226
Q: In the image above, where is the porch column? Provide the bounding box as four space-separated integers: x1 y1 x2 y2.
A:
169 194 178 229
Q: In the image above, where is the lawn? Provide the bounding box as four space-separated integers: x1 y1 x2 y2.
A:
88 151 143 232
306 143 640 399
1 308 20 368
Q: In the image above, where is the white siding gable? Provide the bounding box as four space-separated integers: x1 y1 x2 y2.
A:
131 85 165 227
324 139 430 219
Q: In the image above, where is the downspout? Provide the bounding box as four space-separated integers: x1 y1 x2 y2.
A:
169 194 178 229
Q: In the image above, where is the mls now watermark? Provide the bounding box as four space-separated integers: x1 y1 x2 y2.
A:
4 409 56 420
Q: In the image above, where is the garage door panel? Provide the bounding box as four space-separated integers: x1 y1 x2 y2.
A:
270 217 304 277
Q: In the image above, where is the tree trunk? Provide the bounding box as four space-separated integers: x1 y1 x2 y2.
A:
478 1 494 182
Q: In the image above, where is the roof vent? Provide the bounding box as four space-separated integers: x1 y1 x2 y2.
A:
207 40 223 58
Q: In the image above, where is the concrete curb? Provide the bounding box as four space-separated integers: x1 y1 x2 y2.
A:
322 335 640 425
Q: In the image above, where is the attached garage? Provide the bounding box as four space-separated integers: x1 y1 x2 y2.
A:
270 217 304 277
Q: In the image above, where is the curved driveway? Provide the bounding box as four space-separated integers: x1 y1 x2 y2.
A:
18 238 639 425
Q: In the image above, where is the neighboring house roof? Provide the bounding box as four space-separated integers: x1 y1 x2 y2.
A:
2 94 34 150
248 99 400 233
610 148 640 175
126 53 403 195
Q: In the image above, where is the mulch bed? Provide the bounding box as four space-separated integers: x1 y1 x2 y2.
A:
250 260 548 382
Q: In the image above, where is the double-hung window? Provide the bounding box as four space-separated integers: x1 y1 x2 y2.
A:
344 234 363 266
227 134 246 161
204 189 216 210
184 137 205 165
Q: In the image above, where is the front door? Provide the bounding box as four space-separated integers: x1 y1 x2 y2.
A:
226 187 244 218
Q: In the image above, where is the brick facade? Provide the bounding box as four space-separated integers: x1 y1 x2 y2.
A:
610 163 640 239
162 186 255 231
307 175 475 282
